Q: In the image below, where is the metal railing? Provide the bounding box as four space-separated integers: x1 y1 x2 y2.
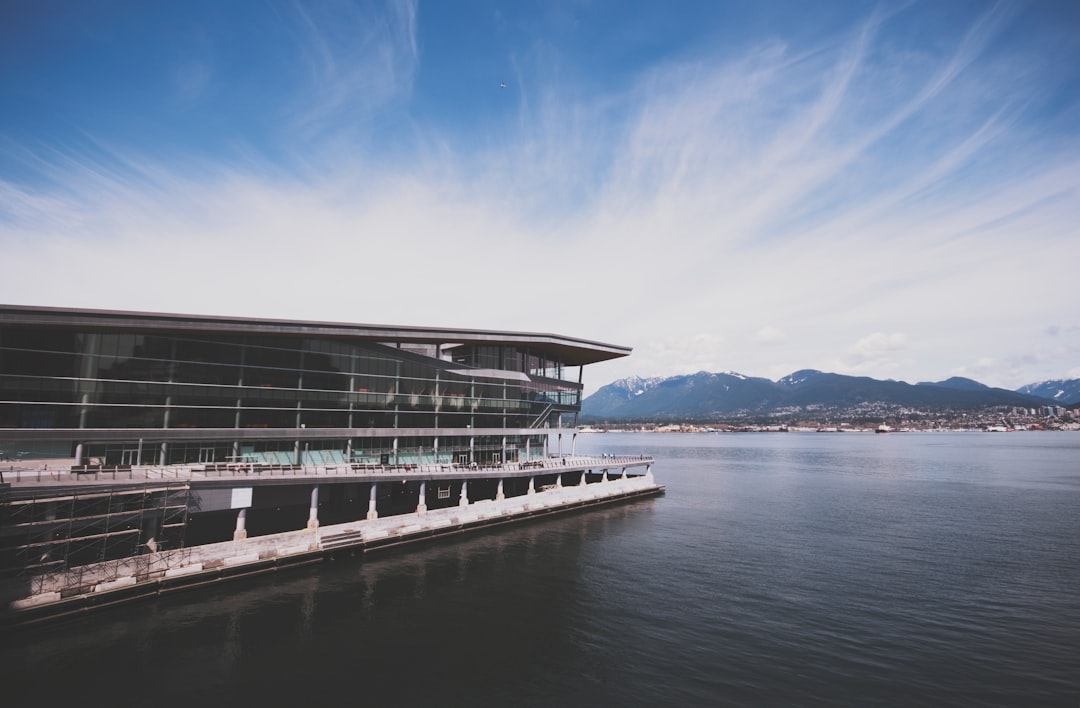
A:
4 455 653 485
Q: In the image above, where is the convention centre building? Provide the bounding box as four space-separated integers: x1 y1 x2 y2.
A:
0 304 628 467
0 305 659 625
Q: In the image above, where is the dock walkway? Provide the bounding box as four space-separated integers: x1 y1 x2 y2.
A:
2 455 652 488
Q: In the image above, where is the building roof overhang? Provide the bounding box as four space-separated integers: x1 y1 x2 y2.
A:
0 304 631 366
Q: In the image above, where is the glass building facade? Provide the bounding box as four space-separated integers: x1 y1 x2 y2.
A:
0 306 630 468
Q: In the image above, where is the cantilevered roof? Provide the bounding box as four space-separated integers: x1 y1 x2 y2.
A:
0 304 631 366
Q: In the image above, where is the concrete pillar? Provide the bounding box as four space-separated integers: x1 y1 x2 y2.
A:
233 508 247 541
459 479 469 507
74 442 84 466
159 441 168 466
602 468 609 483
556 474 562 489
580 468 588 486
417 481 427 513
571 432 577 456
621 466 627 479
527 477 535 495
136 438 144 466
525 438 530 461
496 479 505 501
646 463 654 484
307 485 319 529
367 483 379 520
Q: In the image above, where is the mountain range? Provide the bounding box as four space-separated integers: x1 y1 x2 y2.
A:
580 370 1079 422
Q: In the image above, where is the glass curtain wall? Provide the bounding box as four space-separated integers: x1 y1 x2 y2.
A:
0 328 573 464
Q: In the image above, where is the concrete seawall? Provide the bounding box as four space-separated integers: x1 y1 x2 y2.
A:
3 475 663 629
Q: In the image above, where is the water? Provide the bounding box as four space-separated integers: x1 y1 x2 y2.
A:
3 432 1078 706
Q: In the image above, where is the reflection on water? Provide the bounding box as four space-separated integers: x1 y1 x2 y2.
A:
2 432 1078 706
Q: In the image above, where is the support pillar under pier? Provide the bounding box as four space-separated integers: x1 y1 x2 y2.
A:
417 481 427 514
367 483 379 520
496 479 505 501
459 479 469 507
234 508 248 541
307 485 319 529
527 477 535 495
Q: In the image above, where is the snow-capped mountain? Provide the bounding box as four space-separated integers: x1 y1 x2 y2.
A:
1015 379 1080 405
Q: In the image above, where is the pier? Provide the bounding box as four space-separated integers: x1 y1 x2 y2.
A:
1 454 660 628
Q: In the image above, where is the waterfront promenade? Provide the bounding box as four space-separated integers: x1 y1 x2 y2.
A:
2 455 652 487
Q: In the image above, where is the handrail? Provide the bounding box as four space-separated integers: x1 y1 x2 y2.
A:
529 402 555 428
8 454 653 485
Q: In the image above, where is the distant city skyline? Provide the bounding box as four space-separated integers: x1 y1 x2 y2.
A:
2 1 1078 395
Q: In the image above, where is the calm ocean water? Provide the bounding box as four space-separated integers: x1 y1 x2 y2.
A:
3 432 1078 707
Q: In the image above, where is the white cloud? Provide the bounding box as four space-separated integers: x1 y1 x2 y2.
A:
280 0 420 145
833 333 911 378
851 332 908 356
754 327 786 344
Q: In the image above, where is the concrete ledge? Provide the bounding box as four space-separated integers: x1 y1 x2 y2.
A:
223 553 260 567
12 592 61 609
281 545 312 556
94 576 136 593
164 564 204 578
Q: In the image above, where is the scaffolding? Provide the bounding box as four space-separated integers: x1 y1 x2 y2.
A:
0 482 190 595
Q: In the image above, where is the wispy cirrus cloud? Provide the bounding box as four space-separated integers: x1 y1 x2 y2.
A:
277 0 420 147
1 1 1077 393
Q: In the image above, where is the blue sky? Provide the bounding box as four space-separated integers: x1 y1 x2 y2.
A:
2 1 1078 393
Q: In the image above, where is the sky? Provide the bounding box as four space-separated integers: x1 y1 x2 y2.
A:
1 1 1079 395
